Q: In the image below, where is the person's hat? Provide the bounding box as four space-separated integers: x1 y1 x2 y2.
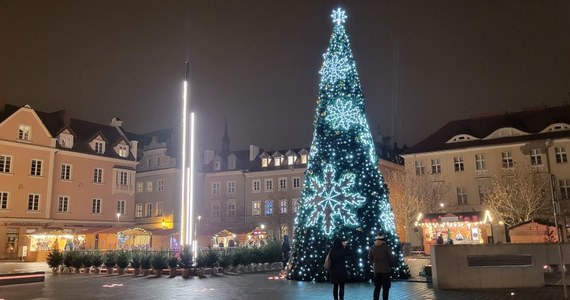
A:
375 234 385 240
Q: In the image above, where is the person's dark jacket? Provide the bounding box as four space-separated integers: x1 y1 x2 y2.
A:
329 239 350 284
368 239 394 273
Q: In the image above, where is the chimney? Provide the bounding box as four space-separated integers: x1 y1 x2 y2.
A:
249 145 260 161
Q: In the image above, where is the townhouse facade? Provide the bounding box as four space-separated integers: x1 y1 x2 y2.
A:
0 103 138 260
401 105 570 243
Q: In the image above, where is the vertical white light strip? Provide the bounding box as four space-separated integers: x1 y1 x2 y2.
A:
180 63 189 245
188 112 196 253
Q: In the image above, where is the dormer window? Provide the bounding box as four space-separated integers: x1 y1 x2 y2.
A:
288 156 295 165
228 155 237 170
95 141 105 154
260 153 271 168
274 156 282 167
214 161 221 171
118 145 129 158
301 154 308 164
59 133 74 149
18 125 31 141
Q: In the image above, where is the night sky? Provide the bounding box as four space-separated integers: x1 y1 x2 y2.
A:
1 1 569 152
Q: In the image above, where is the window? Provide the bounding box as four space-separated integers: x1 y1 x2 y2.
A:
456 187 468 205
27 194 40 211
453 157 464 172
117 200 126 215
530 148 542 165
30 159 42 176
261 157 269 168
252 201 261 216
146 158 152 168
91 198 101 214
135 204 143 218
301 154 308 164
212 201 220 216
146 181 153 192
118 145 129 157
156 157 161 167
227 181 236 194
265 179 273 192
555 147 568 164
415 161 424 175
227 199 236 216
145 203 153 217
265 200 273 215
287 156 295 165
478 186 488 204
475 154 486 171
280 199 287 214
502 152 514 168
0 155 12 173
93 168 103 183
293 177 301 189
18 125 31 141
60 164 71 180
281 225 289 238
0 192 8 209
252 179 261 193
212 182 220 195
274 156 282 167
58 196 69 212
156 201 163 216
214 161 221 171
157 179 164 191
278 178 287 191
95 141 105 154
560 179 570 199
228 157 236 170
136 182 143 193
292 198 300 213
431 159 441 174
59 133 73 148
116 170 131 187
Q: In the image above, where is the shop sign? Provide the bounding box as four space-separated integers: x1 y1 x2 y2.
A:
441 216 459 222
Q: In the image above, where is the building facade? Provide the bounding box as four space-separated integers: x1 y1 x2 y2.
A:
401 105 570 245
0 104 138 260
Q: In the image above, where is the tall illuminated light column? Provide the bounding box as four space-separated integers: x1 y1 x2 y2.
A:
180 62 195 253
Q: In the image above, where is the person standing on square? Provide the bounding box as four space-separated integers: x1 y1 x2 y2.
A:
369 234 394 300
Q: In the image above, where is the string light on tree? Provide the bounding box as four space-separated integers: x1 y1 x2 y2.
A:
287 8 410 282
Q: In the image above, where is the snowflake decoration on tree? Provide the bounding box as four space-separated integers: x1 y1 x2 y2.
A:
306 164 366 236
331 8 347 25
326 97 365 130
319 55 351 84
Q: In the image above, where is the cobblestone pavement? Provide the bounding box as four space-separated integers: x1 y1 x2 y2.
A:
0 266 566 300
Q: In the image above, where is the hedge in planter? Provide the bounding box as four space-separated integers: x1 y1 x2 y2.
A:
180 246 192 278
151 251 168 277
92 251 103 274
103 250 116 274
130 250 142 276
116 250 130 275
63 251 74 272
82 252 94 273
140 251 152 276
46 249 64 273
70 251 84 273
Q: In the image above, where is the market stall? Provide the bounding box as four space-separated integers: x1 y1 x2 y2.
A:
213 229 237 248
27 229 86 261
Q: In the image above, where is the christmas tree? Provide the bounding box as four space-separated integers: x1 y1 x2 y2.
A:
287 8 410 282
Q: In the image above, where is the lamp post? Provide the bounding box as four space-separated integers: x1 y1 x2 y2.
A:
192 215 201 265
439 202 445 213
116 213 121 227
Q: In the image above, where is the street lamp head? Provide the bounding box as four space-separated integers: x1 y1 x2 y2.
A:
198 215 202 221
440 203 445 208
260 224 265 230
116 213 121 219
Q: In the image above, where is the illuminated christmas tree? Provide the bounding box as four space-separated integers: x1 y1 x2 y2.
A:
287 8 410 282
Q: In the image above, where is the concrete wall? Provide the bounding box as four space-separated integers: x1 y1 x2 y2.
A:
431 243 570 289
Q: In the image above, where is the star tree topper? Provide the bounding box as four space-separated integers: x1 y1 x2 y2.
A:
331 8 347 25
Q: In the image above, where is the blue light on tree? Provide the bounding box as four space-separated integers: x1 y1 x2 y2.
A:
287 8 410 282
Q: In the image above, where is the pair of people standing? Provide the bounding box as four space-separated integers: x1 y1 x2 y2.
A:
327 234 394 300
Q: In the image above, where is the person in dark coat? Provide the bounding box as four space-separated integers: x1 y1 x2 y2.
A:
281 235 291 270
369 234 394 300
329 237 350 300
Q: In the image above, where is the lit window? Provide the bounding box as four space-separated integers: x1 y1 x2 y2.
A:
227 181 236 194
146 181 153 192
18 125 31 141
30 159 42 176
252 201 261 216
453 157 464 172
292 198 300 213
300 154 308 164
0 192 8 210
415 161 424 175
92 198 102 214
227 199 236 216
555 147 567 164
530 148 542 165
0 155 12 173
431 159 441 174
117 200 126 215
118 145 129 158
93 168 103 183
136 182 143 193
28 194 40 211
135 204 143 218
252 179 261 193
288 156 295 165
280 199 287 214
261 157 269 168
265 200 273 215
60 164 72 180
58 196 69 212
502 152 513 168
475 154 486 171
274 156 282 167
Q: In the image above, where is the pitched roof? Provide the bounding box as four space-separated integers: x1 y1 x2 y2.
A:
404 105 570 155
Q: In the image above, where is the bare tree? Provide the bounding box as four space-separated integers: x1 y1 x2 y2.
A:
386 171 451 242
484 164 550 228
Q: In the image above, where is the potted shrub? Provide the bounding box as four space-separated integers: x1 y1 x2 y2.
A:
116 250 129 275
168 254 178 277
71 251 84 273
130 250 142 276
218 250 231 274
63 251 74 273
151 251 168 277
103 250 116 275
140 251 152 276
82 251 93 274
91 251 103 274
46 249 64 273
180 246 192 278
